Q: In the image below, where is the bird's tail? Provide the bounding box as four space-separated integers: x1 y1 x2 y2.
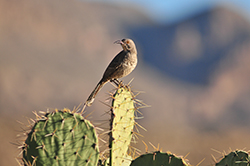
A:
85 80 106 106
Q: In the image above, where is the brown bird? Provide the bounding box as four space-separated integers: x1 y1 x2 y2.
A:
85 38 138 106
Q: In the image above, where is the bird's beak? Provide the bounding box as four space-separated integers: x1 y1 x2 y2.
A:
114 40 123 45
114 40 127 51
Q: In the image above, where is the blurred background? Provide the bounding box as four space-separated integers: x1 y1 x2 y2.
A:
1 0 250 165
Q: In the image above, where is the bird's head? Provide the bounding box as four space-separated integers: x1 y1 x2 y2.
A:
114 38 137 54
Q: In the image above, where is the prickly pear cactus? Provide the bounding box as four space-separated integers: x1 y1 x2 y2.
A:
109 86 135 166
22 109 99 166
215 150 250 166
130 151 189 166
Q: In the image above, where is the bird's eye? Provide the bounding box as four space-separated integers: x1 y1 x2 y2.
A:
126 40 130 44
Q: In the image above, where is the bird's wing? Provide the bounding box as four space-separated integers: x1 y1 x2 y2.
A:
102 50 126 80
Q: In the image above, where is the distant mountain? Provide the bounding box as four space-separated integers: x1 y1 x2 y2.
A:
129 7 250 85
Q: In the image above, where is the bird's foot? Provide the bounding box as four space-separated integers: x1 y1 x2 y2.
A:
111 79 124 87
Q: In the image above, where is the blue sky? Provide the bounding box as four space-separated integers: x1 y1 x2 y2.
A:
127 0 250 23
85 0 250 24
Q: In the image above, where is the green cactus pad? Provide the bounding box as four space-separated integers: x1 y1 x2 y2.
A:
129 151 189 166
22 109 99 166
215 150 250 166
110 86 135 166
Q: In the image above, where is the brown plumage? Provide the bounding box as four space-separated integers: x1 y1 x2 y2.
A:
85 38 138 106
